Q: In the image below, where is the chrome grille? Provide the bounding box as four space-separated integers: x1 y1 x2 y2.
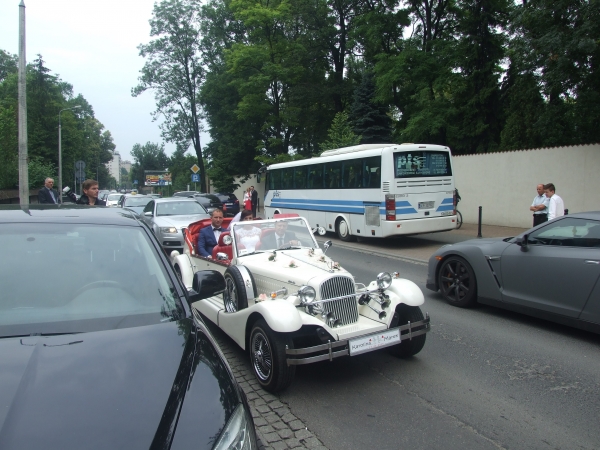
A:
319 276 358 326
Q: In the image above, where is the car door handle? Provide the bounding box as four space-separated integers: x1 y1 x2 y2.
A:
584 260 600 265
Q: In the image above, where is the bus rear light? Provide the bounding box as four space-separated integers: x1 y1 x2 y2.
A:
385 195 396 221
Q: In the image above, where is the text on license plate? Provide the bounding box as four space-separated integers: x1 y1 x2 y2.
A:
349 328 400 355
418 201 434 209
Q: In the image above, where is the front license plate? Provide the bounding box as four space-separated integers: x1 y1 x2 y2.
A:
418 201 434 209
349 328 400 356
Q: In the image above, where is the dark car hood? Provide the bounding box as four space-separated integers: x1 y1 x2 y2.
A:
0 320 236 450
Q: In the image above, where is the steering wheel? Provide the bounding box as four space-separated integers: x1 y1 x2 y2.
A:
73 280 123 299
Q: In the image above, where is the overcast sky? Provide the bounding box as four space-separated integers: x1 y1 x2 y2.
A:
0 0 210 162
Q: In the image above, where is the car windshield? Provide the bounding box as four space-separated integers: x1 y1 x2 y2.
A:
232 217 318 255
156 201 206 216
124 197 151 207
0 223 183 337
107 194 122 201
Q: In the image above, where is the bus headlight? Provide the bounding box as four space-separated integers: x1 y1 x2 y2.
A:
298 286 316 303
376 272 392 290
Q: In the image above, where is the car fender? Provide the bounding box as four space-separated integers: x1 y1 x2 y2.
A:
172 253 194 289
216 300 304 350
384 278 425 307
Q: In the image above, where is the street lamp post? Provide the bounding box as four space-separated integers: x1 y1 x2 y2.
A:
58 105 81 200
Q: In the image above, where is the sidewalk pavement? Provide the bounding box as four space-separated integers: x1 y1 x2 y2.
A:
208 322 329 450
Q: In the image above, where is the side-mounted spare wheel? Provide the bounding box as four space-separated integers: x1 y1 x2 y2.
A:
388 304 427 358
249 319 296 393
223 265 257 313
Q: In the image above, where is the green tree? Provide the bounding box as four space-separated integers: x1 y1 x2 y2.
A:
320 111 361 150
133 0 208 191
349 71 392 143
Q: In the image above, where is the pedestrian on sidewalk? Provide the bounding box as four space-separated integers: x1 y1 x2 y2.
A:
529 183 549 226
38 177 60 204
544 183 565 220
250 185 258 218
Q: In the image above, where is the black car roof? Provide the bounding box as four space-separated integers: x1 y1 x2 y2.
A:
0 205 143 226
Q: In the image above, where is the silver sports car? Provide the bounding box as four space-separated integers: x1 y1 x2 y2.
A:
426 212 600 332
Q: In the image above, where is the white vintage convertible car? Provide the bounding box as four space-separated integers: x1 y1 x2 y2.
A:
171 215 431 392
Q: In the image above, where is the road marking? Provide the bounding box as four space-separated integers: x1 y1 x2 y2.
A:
317 239 428 266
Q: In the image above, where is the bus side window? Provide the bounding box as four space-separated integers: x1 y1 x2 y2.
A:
282 168 293 189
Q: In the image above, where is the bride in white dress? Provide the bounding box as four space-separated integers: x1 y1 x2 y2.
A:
235 210 261 252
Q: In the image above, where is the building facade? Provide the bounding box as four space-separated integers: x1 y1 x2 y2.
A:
106 151 121 185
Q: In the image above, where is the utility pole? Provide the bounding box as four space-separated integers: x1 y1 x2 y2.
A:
18 0 29 205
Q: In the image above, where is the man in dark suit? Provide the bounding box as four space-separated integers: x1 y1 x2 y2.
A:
198 208 228 258
261 221 301 249
38 178 60 204
250 185 258 218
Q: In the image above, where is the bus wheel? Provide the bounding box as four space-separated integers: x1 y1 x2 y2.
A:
336 217 355 242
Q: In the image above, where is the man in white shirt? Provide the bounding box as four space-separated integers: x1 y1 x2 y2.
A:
544 183 565 220
529 183 549 226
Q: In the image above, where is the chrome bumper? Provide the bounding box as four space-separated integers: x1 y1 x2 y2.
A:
286 313 430 366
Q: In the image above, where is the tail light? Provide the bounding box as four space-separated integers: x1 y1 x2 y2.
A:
234 199 239 204
385 194 396 221
223 204 227 212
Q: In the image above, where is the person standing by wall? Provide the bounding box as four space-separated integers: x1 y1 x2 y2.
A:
38 177 60 204
529 183 549 226
243 188 252 212
250 185 258 218
544 183 565 220
65 179 107 206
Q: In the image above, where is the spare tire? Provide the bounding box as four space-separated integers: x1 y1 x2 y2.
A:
223 265 257 313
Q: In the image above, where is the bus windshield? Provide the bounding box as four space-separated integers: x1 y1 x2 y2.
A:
394 151 452 178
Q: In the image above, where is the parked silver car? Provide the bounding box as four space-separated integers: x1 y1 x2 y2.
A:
141 198 209 253
426 212 600 332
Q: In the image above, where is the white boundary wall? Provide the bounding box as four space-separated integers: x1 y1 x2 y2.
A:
453 144 600 227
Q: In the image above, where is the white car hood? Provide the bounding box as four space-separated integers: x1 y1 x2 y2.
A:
155 215 207 229
237 248 351 288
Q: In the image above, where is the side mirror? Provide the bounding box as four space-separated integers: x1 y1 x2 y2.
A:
188 270 226 302
144 211 153 217
517 234 529 252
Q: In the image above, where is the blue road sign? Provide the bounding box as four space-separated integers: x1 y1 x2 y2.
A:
133 180 138 185
191 174 200 182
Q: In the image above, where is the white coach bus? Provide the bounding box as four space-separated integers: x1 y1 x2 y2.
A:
263 143 457 240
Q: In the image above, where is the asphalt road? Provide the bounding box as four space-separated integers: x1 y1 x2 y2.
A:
276 244 600 450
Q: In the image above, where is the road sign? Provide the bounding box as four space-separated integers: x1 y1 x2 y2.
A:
75 168 85 180
191 174 200 183
75 160 86 170
133 180 138 185
159 180 165 185
190 164 200 174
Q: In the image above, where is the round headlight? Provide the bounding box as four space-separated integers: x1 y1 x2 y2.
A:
376 272 393 290
298 285 316 303
223 234 233 245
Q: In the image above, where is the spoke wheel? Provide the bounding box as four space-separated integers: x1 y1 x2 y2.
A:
336 217 355 242
456 210 463 229
249 319 295 393
438 256 477 307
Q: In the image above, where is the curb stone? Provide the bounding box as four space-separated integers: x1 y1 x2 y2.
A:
208 322 329 450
